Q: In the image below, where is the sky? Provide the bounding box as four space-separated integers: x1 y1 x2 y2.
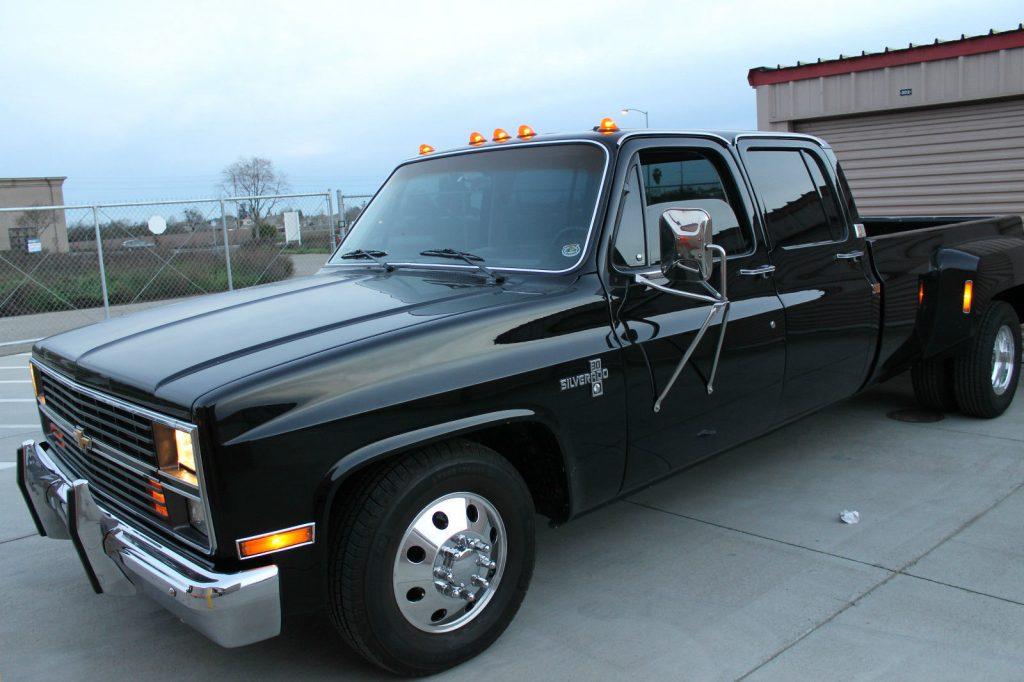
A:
1 0 1021 205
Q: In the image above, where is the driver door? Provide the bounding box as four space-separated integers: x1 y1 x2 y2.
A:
605 139 786 490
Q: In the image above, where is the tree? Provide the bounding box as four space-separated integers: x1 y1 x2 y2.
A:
220 157 290 226
343 205 363 225
15 205 56 234
182 208 207 232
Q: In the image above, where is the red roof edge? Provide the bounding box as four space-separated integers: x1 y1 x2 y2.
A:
748 28 1024 87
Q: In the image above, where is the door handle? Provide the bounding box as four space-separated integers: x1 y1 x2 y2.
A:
739 265 776 278
835 250 864 262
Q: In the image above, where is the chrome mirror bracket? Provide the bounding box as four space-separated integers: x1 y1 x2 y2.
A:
633 244 730 412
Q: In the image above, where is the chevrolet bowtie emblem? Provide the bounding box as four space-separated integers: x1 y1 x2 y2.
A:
73 426 92 451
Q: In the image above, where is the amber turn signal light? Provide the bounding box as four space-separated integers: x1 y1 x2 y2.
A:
493 128 511 142
918 280 925 306
963 279 973 314
237 523 315 559
418 144 435 155
596 117 619 134
469 131 486 146
517 124 536 139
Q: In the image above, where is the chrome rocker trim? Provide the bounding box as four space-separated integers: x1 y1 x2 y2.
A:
16 439 280 648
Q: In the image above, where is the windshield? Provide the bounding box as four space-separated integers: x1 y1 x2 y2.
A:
332 143 606 272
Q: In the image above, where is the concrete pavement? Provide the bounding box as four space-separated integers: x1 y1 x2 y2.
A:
1 360 1023 680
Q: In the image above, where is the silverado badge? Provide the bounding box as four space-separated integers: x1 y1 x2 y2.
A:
560 358 609 397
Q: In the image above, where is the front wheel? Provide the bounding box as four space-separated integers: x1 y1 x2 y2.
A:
953 301 1021 418
328 440 535 676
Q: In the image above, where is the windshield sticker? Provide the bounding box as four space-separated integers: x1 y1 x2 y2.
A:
561 243 581 258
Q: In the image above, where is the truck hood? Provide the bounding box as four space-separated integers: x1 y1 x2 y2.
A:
34 267 555 413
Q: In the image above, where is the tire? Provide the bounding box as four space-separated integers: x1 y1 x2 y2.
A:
328 440 535 676
911 357 958 411
953 301 1022 418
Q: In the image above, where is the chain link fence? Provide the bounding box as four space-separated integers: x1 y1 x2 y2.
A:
0 191 340 351
336 191 373 241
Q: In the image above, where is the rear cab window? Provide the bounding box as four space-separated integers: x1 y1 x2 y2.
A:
743 148 848 249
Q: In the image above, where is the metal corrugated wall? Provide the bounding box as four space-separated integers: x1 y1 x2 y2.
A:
795 98 1024 216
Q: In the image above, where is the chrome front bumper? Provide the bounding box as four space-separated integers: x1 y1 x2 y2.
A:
16 439 281 647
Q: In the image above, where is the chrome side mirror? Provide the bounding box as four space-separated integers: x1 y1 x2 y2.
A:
659 208 713 281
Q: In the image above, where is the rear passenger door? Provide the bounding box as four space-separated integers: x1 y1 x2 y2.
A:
738 140 876 419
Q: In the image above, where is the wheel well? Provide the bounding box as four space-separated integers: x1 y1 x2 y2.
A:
326 421 571 532
993 283 1024 322
460 421 571 523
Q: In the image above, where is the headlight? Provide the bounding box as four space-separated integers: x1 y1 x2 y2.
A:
154 423 199 486
174 428 196 473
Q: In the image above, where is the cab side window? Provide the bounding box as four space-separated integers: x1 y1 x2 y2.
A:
745 149 846 248
612 165 647 268
639 149 752 262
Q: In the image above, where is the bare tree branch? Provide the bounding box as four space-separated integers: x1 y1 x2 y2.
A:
219 157 290 226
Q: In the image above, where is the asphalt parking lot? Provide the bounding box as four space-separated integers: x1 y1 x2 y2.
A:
2 352 1023 680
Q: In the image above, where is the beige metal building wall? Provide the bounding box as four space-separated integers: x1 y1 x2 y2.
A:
0 177 69 252
749 28 1024 217
794 97 1024 216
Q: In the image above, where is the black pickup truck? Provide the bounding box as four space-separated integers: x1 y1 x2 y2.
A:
18 122 1024 675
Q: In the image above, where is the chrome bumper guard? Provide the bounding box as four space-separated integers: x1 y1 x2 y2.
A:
16 439 281 647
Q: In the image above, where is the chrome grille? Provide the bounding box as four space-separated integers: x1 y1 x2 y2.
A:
36 371 157 466
32 361 214 554
45 421 169 526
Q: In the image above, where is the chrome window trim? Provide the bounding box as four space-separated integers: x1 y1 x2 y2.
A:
31 359 216 554
236 522 316 560
329 139 611 276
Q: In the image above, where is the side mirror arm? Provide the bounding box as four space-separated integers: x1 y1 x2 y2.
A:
633 244 731 412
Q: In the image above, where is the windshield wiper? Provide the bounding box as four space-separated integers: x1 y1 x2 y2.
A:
339 249 393 271
419 248 505 283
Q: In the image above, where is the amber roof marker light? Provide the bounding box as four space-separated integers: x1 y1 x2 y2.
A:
517 124 537 140
469 131 486 146
418 144 435 155
492 128 511 142
595 117 620 134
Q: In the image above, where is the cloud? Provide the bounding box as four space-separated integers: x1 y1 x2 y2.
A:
1 0 1020 202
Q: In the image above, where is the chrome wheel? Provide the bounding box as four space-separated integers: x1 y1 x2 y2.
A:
991 324 1016 396
393 492 506 633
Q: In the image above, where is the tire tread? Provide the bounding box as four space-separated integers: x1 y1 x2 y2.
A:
953 301 1021 418
911 358 957 411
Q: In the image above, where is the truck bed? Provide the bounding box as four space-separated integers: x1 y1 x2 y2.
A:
864 214 1024 382
862 216 996 238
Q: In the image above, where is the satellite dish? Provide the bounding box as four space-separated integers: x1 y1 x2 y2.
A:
147 215 167 235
